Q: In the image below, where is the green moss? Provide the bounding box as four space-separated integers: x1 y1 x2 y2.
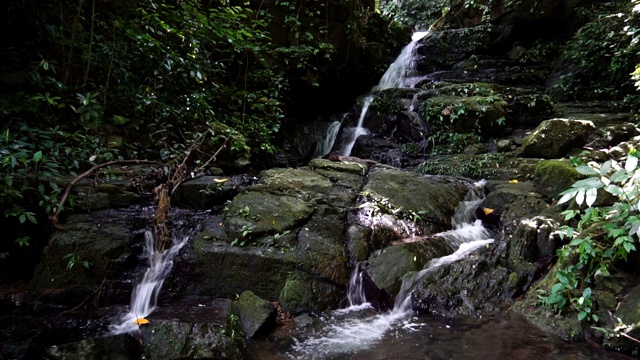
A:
533 160 582 197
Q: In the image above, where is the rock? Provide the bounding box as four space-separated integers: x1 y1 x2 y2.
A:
496 139 513 152
365 239 453 299
234 291 277 338
415 26 514 73
587 122 640 149
44 334 141 360
521 119 596 159
223 191 313 241
28 209 148 306
141 310 246 360
533 160 582 197
360 167 475 236
279 271 343 315
411 247 511 317
172 176 241 209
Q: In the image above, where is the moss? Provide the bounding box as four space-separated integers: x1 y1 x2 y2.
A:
533 160 581 197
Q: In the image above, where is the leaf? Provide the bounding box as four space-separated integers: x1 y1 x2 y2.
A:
576 188 585 206
573 177 603 189
625 154 638 172
213 178 228 183
585 187 598 207
610 169 629 183
33 151 43 162
576 165 598 176
551 282 564 294
557 190 578 205
600 160 612 176
483 208 494 215
134 318 150 325
604 184 623 196
578 311 587 321
508 179 518 183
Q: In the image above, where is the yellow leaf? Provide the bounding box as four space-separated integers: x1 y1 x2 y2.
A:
509 179 518 183
134 318 150 325
213 178 228 183
483 208 494 215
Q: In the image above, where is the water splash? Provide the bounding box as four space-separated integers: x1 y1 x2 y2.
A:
290 180 494 358
110 231 189 334
314 120 342 158
346 263 367 306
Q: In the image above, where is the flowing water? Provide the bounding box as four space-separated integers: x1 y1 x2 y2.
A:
337 31 430 156
109 230 190 334
281 185 495 359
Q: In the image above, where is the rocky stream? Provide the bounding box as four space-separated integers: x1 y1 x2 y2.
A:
3 1 640 359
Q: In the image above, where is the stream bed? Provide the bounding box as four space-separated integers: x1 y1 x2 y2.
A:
249 310 633 360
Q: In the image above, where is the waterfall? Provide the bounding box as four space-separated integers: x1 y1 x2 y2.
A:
314 120 342 158
110 231 189 334
338 31 429 156
290 181 493 358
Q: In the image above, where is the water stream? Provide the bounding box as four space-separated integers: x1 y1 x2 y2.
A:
287 186 494 359
109 230 190 334
337 31 429 156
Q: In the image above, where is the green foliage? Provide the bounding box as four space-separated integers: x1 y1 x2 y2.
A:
418 93 506 154
418 152 508 178
538 149 640 322
380 0 449 28
552 0 640 105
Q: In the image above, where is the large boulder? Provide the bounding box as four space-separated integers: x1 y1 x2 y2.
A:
360 167 476 236
521 118 596 159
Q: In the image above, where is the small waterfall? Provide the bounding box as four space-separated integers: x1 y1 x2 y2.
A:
110 231 189 334
314 120 342 158
290 182 494 358
346 263 367 307
339 96 373 156
338 31 430 156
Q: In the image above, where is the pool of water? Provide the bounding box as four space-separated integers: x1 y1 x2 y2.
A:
248 309 633 360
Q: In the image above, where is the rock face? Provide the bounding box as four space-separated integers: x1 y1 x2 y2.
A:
521 119 596 159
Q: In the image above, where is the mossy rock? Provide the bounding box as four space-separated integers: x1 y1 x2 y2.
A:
533 160 581 197
233 290 277 338
521 119 596 159
279 271 344 315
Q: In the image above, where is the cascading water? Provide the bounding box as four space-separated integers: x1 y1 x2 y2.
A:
110 230 189 334
338 31 430 156
289 182 493 359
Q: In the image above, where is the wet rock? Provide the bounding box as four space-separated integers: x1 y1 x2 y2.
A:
521 118 596 159
28 209 146 306
361 167 475 236
365 239 453 298
279 271 343 315
411 247 511 317
44 334 141 360
141 318 245 359
607 284 640 351
173 176 241 209
234 291 277 338
223 192 313 241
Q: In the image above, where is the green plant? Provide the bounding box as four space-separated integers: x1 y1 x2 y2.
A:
63 252 90 270
538 148 640 322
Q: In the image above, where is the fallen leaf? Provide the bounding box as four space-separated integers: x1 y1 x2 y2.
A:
483 208 494 215
509 179 518 183
213 178 228 183
134 318 150 325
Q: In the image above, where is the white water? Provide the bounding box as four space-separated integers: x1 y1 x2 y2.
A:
314 120 342 158
290 183 494 358
110 231 189 334
338 31 430 156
